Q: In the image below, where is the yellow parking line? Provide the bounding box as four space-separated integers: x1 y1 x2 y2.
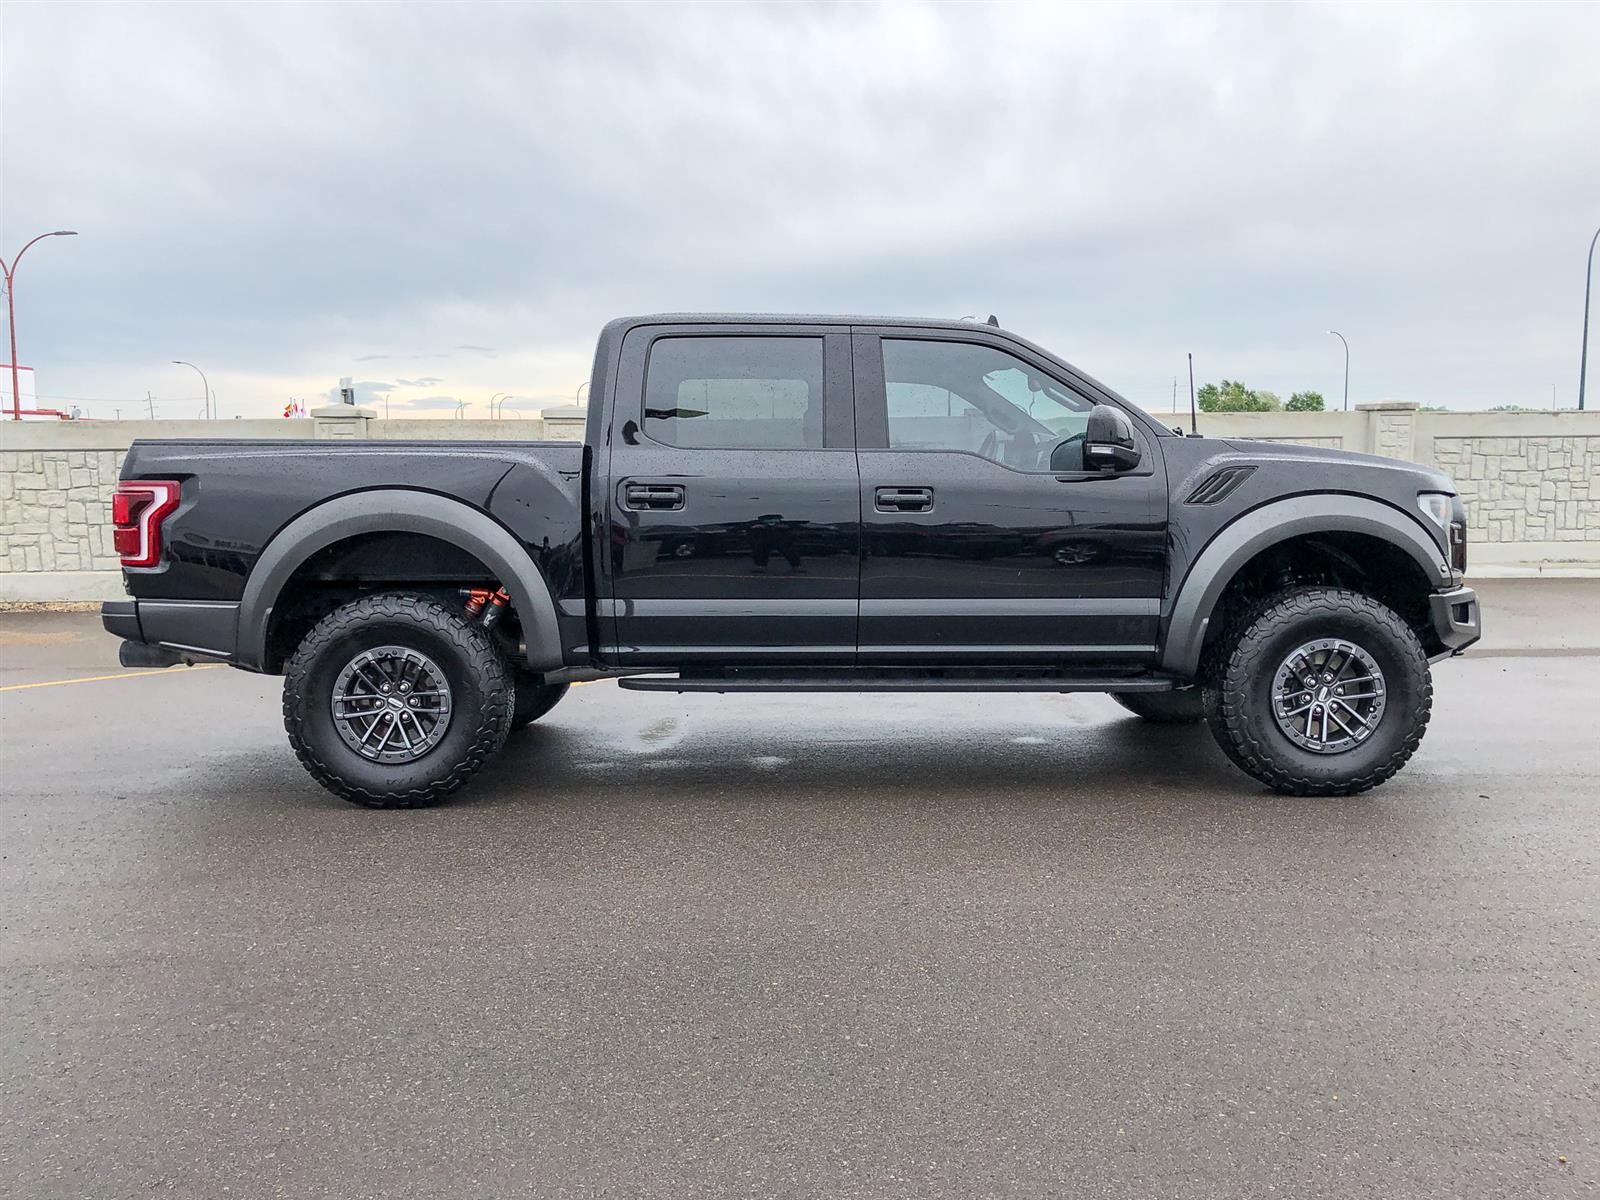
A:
0 664 228 693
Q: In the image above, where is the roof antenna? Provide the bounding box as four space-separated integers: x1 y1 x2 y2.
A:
986 314 1000 327
1188 352 1198 435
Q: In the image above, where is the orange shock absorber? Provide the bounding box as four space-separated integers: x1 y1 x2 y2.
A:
480 588 511 629
462 587 494 617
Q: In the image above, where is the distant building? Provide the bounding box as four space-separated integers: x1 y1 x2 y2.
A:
0 363 39 413
538 403 587 441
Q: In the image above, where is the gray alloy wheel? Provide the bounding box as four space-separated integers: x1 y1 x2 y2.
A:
330 645 454 764
1269 637 1387 754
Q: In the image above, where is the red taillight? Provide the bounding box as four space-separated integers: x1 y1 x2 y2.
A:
111 480 181 568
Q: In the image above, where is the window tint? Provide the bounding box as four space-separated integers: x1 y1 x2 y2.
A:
644 336 825 450
882 339 1094 471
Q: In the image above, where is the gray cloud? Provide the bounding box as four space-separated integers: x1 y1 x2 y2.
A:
4 1 1597 416
396 376 445 388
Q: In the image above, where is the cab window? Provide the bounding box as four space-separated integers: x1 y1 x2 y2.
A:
644 336 824 450
882 339 1094 471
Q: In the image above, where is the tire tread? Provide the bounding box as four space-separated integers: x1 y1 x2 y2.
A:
1201 587 1431 796
282 592 511 808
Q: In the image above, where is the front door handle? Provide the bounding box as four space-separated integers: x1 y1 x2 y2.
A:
623 483 685 511
875 486 934 513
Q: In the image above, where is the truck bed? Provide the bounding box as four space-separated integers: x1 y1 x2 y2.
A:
117 438 587 604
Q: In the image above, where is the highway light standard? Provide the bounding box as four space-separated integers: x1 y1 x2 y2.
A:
172 360 212 420
1580 225 1593 412
1328 330 1350 411
2 230 78 421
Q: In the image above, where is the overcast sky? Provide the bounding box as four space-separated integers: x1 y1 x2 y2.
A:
4 1 1597 419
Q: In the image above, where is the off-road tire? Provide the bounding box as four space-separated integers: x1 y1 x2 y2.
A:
511 673 570 730
1201 587 1431 796
283 593 513 807
1111 688 1204 724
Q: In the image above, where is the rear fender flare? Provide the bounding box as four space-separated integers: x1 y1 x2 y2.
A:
238 489 562 672
1160 494 1451 678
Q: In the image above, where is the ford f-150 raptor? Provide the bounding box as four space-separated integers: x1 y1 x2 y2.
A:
102 314 1480 806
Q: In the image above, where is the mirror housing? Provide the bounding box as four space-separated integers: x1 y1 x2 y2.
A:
1083 405 1141 472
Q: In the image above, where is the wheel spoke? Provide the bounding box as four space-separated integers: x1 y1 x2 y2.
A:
1326 706 1358 738
354 663 389 694
1333 699 1373 727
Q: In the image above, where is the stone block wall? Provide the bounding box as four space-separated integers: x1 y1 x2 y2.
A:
0 448 124 576
1430 435 1598 545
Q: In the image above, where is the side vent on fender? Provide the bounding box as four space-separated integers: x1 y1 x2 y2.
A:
1185 465 1256 505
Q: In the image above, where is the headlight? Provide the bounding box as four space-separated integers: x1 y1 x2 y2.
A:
1417 492 1453 531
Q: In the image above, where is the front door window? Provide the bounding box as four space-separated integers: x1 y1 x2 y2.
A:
882 339 1095 472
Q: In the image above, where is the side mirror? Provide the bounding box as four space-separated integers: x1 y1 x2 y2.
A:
1083 405 1141 472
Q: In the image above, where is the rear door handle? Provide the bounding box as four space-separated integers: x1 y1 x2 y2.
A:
875 486 934 513
623 483 685 511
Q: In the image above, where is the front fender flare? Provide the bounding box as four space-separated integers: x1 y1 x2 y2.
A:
238 489 563 673
1160 494 1452 678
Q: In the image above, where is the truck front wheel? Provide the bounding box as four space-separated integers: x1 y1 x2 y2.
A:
1201 587 1432 796
282 593 514 808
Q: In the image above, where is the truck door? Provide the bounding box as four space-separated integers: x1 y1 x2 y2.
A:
601 323 859 665
851 328 1166 663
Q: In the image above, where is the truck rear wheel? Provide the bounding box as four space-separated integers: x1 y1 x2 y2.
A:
282 593 513 808
1111 689 1204 724
1201 587 1431 796
511 673 569 730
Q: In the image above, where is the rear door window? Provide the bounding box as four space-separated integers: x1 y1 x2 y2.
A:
643 336 825 450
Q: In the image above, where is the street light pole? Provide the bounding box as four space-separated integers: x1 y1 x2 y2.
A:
2 230 78 420
1580 227 1593 416
576 381 590 406
1328 330 1350 411
172 360 211 420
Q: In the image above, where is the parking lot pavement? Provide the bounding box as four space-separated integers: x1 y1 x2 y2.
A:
1 584 1597 1198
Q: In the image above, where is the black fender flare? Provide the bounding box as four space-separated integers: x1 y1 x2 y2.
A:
1160 494 1452 678
238 489 563 672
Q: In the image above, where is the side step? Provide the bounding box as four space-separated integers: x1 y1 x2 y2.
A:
620 670 1178 694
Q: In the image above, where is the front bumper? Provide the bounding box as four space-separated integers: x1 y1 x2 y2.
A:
101 598 239 662
1428 584 1480 655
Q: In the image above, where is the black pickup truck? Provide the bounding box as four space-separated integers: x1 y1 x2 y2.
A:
103 314 1479 806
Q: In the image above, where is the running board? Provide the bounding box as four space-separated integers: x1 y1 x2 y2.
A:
619 671 1178 694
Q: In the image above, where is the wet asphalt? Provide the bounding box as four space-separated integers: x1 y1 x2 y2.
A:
1 581 1597 1199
